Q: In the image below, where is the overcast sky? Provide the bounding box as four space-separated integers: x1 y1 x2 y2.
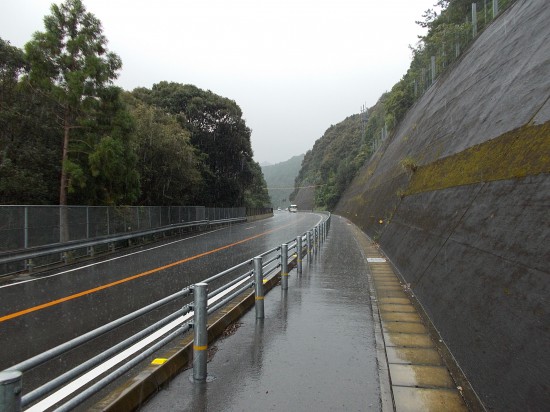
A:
1 0 436 165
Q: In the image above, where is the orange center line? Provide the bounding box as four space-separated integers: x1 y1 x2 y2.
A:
0 219 300 323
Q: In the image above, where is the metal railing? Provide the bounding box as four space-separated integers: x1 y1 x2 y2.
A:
192 215 330 381
0 213 331 411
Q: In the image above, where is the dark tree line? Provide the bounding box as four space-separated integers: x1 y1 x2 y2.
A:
0 0 270 209
133 82 266 207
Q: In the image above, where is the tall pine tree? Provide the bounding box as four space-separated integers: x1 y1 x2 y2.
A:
25 0 123 239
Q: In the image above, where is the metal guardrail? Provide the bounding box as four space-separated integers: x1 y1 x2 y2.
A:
0 213 331 411
0 216 247 277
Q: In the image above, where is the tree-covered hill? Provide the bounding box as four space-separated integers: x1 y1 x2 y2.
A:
0 0 269 209
293 0 518 211
261 154 304 209
290 114 364 211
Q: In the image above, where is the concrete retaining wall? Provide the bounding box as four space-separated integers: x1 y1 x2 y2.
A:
335 1 549 410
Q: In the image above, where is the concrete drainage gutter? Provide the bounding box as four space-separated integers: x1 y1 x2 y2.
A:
351 224 484 412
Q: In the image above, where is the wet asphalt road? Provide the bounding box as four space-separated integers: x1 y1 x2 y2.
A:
0 211 323 392
141 215 381 411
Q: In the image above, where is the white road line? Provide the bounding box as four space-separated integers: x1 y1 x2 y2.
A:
0 227 226 290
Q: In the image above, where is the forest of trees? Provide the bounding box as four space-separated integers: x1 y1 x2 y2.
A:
292 0 516 211
0 0 270 209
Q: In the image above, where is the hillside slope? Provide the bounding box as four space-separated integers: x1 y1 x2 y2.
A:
335 0 549 410
291 114 366 210
261 155 304 208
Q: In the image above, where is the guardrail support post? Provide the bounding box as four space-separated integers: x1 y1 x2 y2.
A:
314 227 318 253
193 283 208 382
307 231 312 263
0 371 22 412
25 259 34 273
281 244 289 290
296 236 303 274
254 256 264 318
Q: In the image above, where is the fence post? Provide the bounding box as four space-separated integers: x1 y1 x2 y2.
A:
159 206 162 228
254 256 264 318
493 0 498 18
281 244 289 290
86 206 90 239
0 371 22 412
24 206 30 271
431 55 436 84
472 3 477 36
23 206 29 249
106 208 110 236
192 283 208 382
296 235 302 274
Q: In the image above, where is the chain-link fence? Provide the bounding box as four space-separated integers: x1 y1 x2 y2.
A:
414 0 516 96
370 0 517 153
205 207 246 222
0 205 249 252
